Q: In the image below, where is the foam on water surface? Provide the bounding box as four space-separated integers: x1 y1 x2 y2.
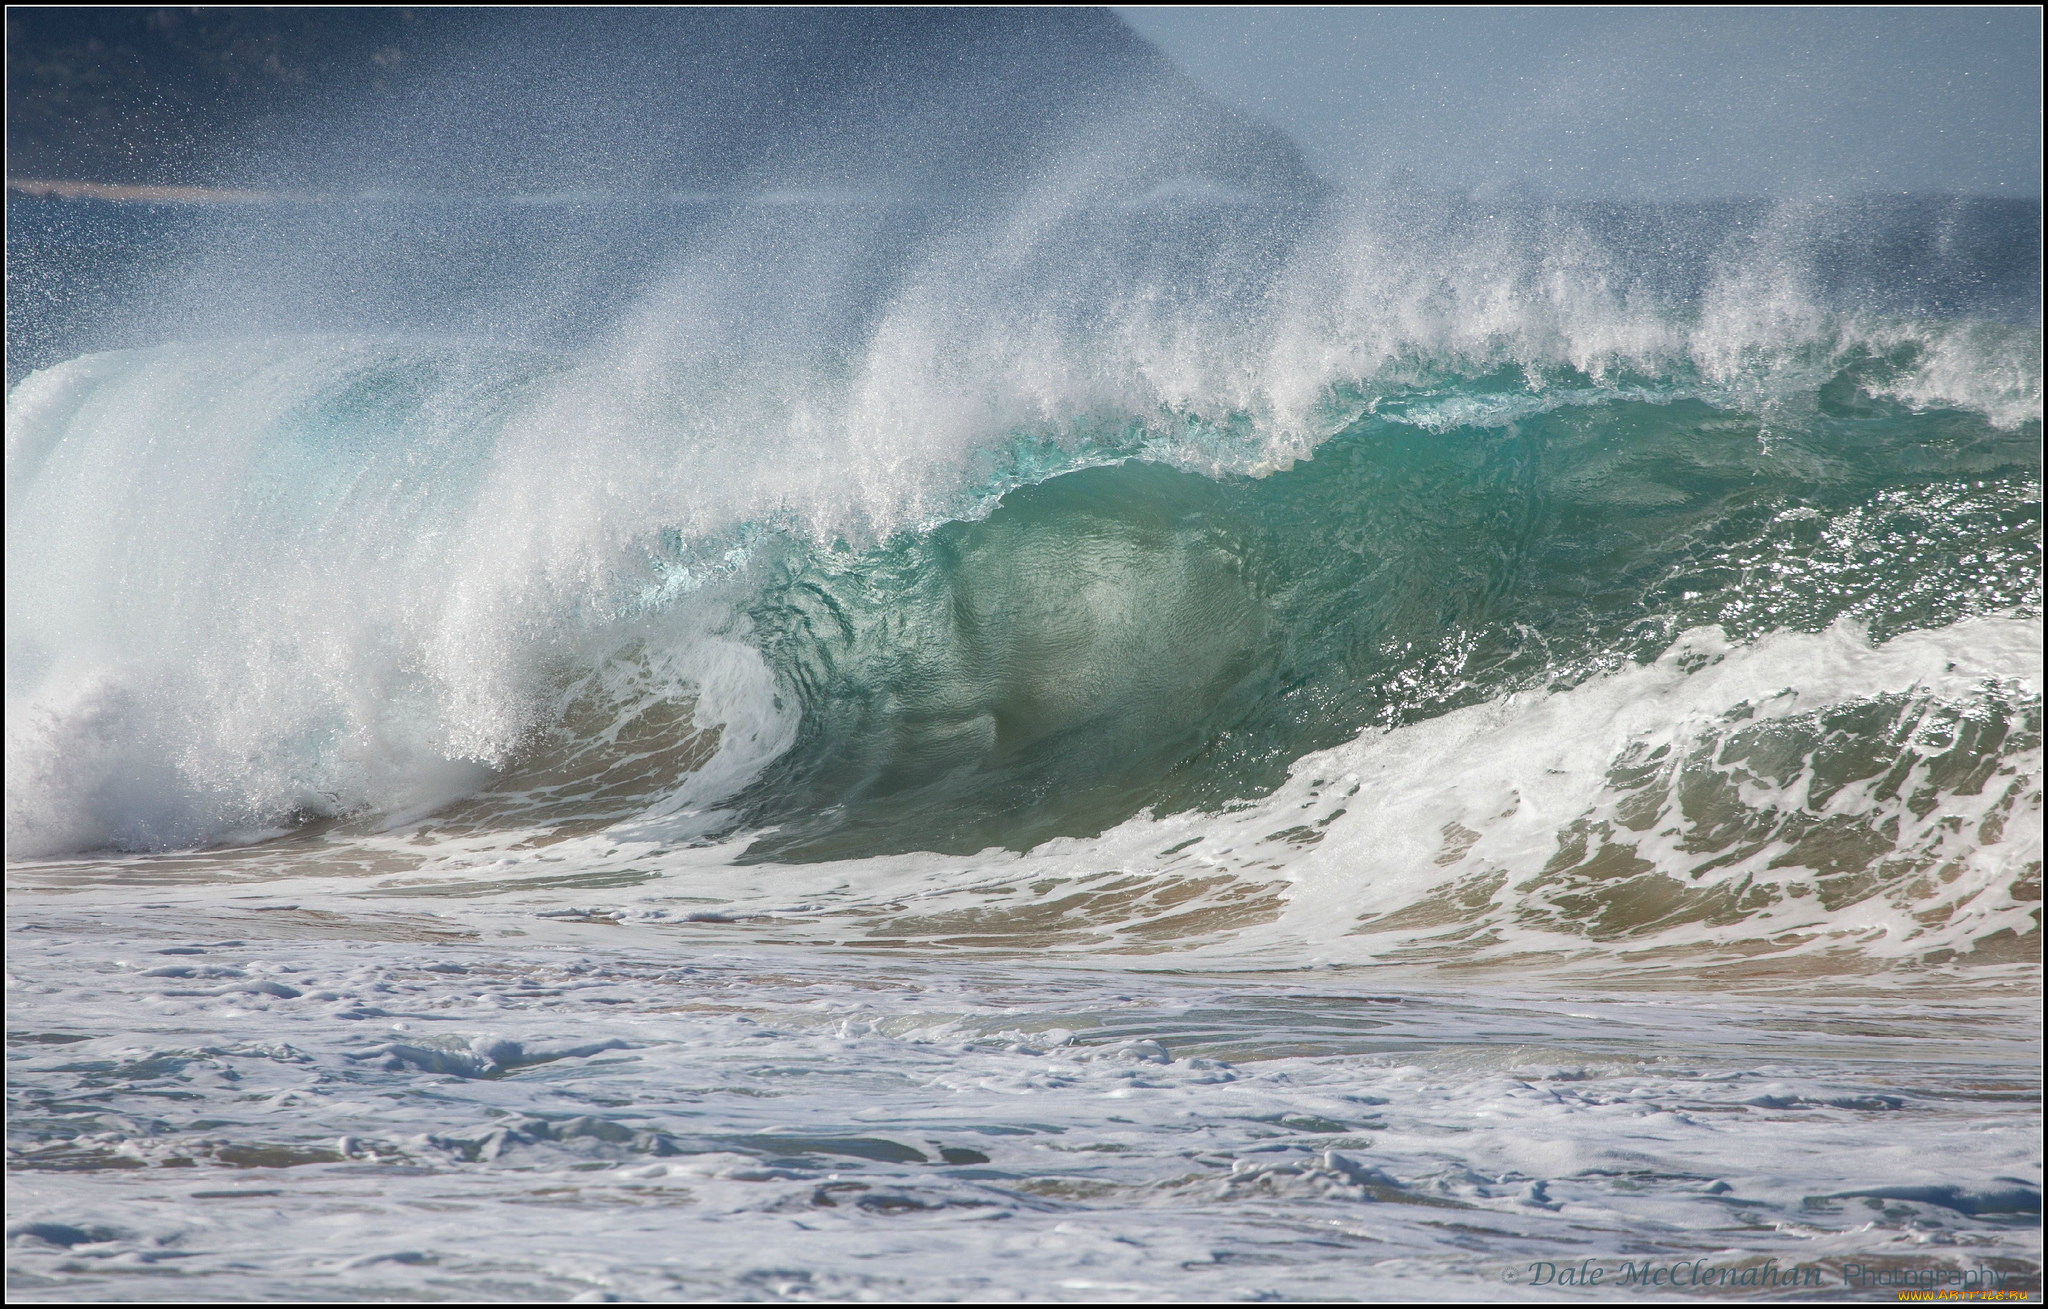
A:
5 924 2041 1301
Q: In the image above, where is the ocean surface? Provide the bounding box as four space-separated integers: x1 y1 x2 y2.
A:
5 170 2043 1300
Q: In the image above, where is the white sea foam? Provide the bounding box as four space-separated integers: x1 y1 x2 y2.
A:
555 614 2033 971
15 614 2030 976
3 912 2037 1300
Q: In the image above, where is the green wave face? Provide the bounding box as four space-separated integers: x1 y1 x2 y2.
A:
735 373 2042 861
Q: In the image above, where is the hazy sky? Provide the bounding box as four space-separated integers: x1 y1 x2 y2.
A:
1116 7 2044 200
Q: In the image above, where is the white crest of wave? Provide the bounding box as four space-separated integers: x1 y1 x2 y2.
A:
2 342 796 857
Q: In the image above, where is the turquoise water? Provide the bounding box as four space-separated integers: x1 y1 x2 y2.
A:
735 368 2041 861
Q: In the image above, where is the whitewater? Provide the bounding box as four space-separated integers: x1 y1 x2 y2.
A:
6 11 2042 1301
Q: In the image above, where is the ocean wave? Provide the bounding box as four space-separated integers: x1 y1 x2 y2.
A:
5 191 2042 871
